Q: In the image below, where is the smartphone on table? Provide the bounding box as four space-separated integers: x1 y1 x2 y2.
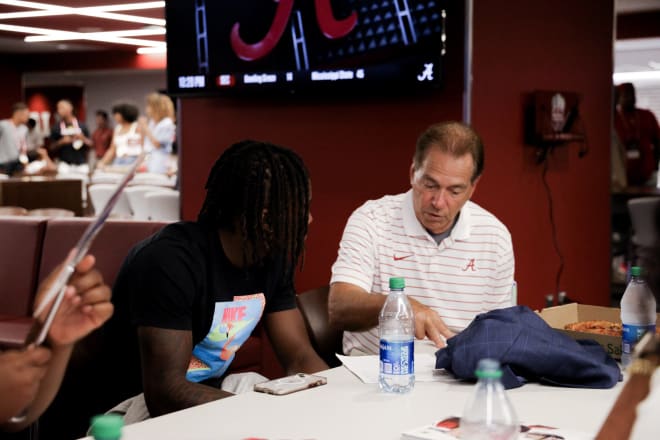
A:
254 373 327 395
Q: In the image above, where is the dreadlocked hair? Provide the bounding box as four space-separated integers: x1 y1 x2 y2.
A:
198 140 310 271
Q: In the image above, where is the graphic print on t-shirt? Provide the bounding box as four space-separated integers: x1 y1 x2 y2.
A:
186 293 265 382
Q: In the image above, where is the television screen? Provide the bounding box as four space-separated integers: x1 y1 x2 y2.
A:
166 0 447 96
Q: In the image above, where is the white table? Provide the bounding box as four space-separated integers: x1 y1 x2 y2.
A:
79 349 623 439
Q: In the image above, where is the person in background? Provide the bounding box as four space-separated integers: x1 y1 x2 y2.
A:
25 118 44 154
91 110 113 160
139 93 176 174
105 140 327 423
0 254 113 432
0 102 29 175
328 121 515 355
50 100 92 165
611 86 628 190
24 118 56 174
98 103 142 168
614 82 660 187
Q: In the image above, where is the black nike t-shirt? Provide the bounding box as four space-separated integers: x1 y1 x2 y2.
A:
107 221 296 391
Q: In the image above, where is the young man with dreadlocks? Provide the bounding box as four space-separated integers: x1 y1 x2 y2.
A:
106 140 327 423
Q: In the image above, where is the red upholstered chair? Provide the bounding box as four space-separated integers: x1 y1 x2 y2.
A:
0 315 35 349
0 216 47 316
36 218 166 287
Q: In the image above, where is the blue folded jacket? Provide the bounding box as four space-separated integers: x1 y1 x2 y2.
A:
435 305 622 389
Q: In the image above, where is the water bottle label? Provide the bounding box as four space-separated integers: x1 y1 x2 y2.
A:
379 339 414 375
622 324 656 355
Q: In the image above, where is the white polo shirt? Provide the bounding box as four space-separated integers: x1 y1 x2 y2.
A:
330 190 515 355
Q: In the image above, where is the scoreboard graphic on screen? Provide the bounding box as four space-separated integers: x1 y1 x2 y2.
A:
167 0 446 95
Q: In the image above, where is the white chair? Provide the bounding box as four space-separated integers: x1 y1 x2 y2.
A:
88 183 132 218
57 162 89 176
131 172 175 188
125 185 174 220
144 190 180 222
90 171 123 185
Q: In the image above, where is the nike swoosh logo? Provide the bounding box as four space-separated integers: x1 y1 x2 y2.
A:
393 254 414 261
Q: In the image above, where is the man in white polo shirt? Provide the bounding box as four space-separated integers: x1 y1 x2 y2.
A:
328 121 514 355
0 102 29 175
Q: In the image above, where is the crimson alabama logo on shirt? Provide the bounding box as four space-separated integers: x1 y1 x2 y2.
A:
462 259 477 271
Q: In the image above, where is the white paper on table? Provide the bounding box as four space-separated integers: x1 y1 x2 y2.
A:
337 353 457 384
402 420 594 440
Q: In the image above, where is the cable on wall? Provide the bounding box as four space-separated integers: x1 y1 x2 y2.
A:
541 157 564 296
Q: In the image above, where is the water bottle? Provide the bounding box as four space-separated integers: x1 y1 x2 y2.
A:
621 266 657 368
90 414 123 440
461 358 519 440
378 277 415 393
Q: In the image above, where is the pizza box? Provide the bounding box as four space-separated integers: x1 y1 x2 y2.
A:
538 304 627 360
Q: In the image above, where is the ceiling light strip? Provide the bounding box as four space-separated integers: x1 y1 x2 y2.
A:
136 46 165 54
61 33 164 47
0 0 163 10
0 2 164 19
25 28 165 42
85 1 164 12
0 23 164 47
0 0 165 26
0 11 70 19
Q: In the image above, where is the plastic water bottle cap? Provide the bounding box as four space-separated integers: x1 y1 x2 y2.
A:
90 414 123 439
630 266 641 277
389 277 405 289
474 358 504 379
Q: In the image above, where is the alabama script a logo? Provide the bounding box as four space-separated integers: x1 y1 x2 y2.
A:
461 258 477 272
231 0 358 61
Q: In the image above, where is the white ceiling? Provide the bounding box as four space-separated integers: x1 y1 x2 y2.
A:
0 34 96 52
